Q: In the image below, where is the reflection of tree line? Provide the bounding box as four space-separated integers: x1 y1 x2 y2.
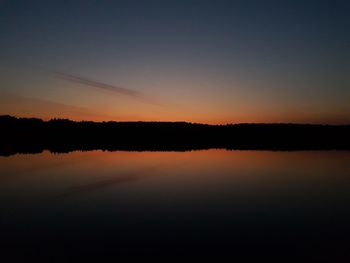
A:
1 115 350 156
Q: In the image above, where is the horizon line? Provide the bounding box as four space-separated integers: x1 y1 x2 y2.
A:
1 114 350 127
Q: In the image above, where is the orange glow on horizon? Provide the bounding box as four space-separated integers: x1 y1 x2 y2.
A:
1 91 349 125
4 110 350 125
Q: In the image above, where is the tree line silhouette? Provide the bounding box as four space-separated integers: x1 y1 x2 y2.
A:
1 115 350 156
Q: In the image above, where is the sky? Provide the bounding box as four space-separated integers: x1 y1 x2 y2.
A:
0 0 349 124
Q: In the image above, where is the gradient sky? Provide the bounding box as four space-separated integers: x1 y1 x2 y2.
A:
0 0 349 123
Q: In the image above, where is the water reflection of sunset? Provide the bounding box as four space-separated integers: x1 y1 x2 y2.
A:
1 150 349 200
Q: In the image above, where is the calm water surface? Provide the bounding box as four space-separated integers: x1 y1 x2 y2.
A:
1 150 350 260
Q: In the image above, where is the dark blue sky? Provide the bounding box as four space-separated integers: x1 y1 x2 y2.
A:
0 0 349 123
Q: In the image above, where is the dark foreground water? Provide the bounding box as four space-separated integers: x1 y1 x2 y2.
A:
1 150 350 261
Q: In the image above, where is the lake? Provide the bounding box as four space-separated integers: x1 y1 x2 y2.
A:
1 149 350 260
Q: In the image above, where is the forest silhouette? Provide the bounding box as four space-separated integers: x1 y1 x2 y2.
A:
1 115 350 156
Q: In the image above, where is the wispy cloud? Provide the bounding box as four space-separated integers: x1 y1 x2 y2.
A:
0 91 116 121
52 71 161 106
